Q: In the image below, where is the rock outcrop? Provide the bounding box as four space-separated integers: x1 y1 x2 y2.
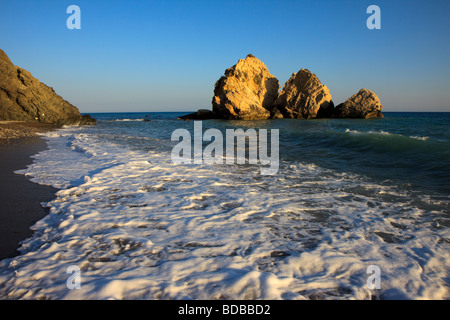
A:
178 109 219 120
178 55 384 122
333 88 383 119
273 69 334 119
0 49 95 125
212 54 279 120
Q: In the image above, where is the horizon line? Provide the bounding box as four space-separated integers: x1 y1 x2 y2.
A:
81 110 450 114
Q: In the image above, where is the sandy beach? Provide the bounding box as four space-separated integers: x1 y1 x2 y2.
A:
0 122 57 260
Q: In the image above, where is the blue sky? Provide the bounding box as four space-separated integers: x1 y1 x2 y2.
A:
1 0 449 112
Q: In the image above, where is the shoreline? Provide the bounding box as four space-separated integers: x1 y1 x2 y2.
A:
0 116 448 299
0 122 58 260
0 121 58 142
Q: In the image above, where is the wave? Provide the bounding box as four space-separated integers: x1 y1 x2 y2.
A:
410 135 429 141
345 129 429 141
1 126 449 300
345 128 390 135
109 119 146 122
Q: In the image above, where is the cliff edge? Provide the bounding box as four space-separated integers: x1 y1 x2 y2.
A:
0 49 95 125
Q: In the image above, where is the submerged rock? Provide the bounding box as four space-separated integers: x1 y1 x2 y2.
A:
178 109 218 120
0 49 95 125
212 54 279 120
274 69 334 119
333 88 383 119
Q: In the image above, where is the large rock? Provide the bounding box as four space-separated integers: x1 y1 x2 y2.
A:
0 49 95 125
273 69 334 119
212 54 279 120
333 88 383 119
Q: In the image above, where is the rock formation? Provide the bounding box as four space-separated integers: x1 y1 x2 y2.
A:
273 69 334 119
176 54 384 122
0 49 95 125
178 109 218 120
333 88 383 119
212 54 279 120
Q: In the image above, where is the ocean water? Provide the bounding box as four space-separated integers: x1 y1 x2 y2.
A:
0 112 449 299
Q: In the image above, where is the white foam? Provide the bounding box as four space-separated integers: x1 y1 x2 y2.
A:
345 129 431 142
345 128 392 135
1 126 449 300
410 135 429 141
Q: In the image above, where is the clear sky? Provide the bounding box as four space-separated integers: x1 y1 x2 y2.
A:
1 0 449 112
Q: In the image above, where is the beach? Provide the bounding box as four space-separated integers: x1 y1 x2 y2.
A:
0 121 57 142
0 122 57 260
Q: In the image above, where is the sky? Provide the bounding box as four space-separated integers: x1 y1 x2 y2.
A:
1 0 449 113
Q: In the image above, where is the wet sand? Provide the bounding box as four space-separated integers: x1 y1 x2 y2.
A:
0 123 58 260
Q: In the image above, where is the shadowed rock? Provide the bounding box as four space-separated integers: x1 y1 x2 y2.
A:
0 49 95 125
178 109 219 120
333 88 383 119
273 69 334 119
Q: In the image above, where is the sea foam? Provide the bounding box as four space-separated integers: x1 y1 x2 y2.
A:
0 126 448 300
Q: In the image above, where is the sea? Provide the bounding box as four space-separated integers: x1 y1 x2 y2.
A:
0 112 449 299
